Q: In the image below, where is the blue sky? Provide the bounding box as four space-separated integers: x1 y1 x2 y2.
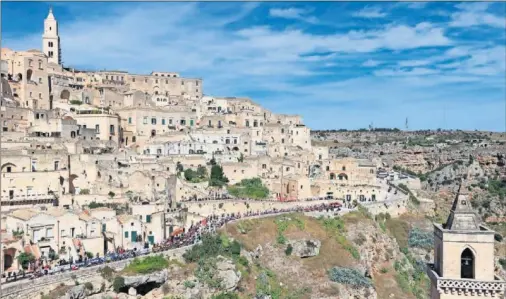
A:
2 2 505 131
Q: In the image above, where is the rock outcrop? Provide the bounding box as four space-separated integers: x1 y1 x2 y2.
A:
123 269 169 288
289 239 321 258
215 256 241 291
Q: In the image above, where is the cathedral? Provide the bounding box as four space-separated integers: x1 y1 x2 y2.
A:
428 184 505 298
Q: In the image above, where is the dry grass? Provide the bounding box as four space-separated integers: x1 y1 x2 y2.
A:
373 265 416 299
223 214 359 298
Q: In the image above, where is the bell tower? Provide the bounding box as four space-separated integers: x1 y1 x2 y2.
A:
427 184 505 298
42 7 61 65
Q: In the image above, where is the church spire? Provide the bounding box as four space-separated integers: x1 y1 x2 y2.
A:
444 182 480 230
47 6 55 20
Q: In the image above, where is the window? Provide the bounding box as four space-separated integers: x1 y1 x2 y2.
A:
95 125 100 133
54 161 59 170
110 125 115 135
342 166 346 171
196 81 199 86
48 51 53 57
181 81 184 85
48 41 53 47
128 117 132 124
132 78 136 82
151 118 156 125
281 128 285 133
169 119 173 125
38 60 42 69
143 117 148 124
6 166 12 173
146 215 151 223
162 118 166 125
125 231 129 238
28 59 33 67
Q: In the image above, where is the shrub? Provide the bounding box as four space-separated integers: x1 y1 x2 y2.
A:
327 267 372 287
380 267 389 274
183 234 225 263
276 234 286 245
183 280 196 289
494 233 503 242
112 276 125 293
408 228 433 249
499 258 506 270
84 282 93 290
212 292 239 299
98 266 115 281
230 240 241 256
79 189 90 195
236 256 249 267
70 100 82 105
285 244 293 256
227 178 269 199
17 252 35 270
123 255 169 274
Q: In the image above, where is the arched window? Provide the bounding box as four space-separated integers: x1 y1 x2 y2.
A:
26 69 33 81
461 248 474 279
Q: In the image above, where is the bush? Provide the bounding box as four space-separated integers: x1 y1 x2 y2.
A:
17 252 35 270
236 256 249 267
98 266 115 281
70 100 82 105
380 267 389 274
285 244 293 256
84 282 93 290
230 240 241 256
123 255 169 274
327 267 372 287
211 292 239 299
227 178 269 199
183 280 196 289
408 228 433 249
494 233 503 242
499 258 506 270
79 189 90 195
112 276 125 293
183 234 226 263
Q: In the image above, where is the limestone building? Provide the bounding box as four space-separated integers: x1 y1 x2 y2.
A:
427 185 505 298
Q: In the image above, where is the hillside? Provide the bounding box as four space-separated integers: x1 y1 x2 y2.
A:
39 211 445 299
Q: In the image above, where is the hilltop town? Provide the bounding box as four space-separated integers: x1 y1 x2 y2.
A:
0 8 505 299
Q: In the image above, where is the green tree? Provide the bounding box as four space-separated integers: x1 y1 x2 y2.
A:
176 162 184 173
17 252 35 270
108 191 115 199
210 165 229 187
184 169 196 181
197 165 208 178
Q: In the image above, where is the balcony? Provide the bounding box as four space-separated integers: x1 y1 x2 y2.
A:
427 264 505 297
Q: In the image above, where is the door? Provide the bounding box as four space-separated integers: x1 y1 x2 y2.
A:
148 235 154 245
190 120 194 126
131 231 137 242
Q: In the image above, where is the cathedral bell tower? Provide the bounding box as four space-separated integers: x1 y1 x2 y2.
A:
427 184 505 298
42 7 61 65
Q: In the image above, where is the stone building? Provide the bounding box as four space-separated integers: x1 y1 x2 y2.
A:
427 185 505 298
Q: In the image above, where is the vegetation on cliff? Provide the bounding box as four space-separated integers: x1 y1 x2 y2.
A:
227 178 269 200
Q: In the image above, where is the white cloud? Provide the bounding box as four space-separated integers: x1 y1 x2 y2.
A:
362 59 381 67
3 2 503 130
450 2 506 28
352 6 387 18
269 7 318 24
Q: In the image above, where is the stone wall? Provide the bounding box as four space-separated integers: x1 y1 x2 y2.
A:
1 245 194 299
